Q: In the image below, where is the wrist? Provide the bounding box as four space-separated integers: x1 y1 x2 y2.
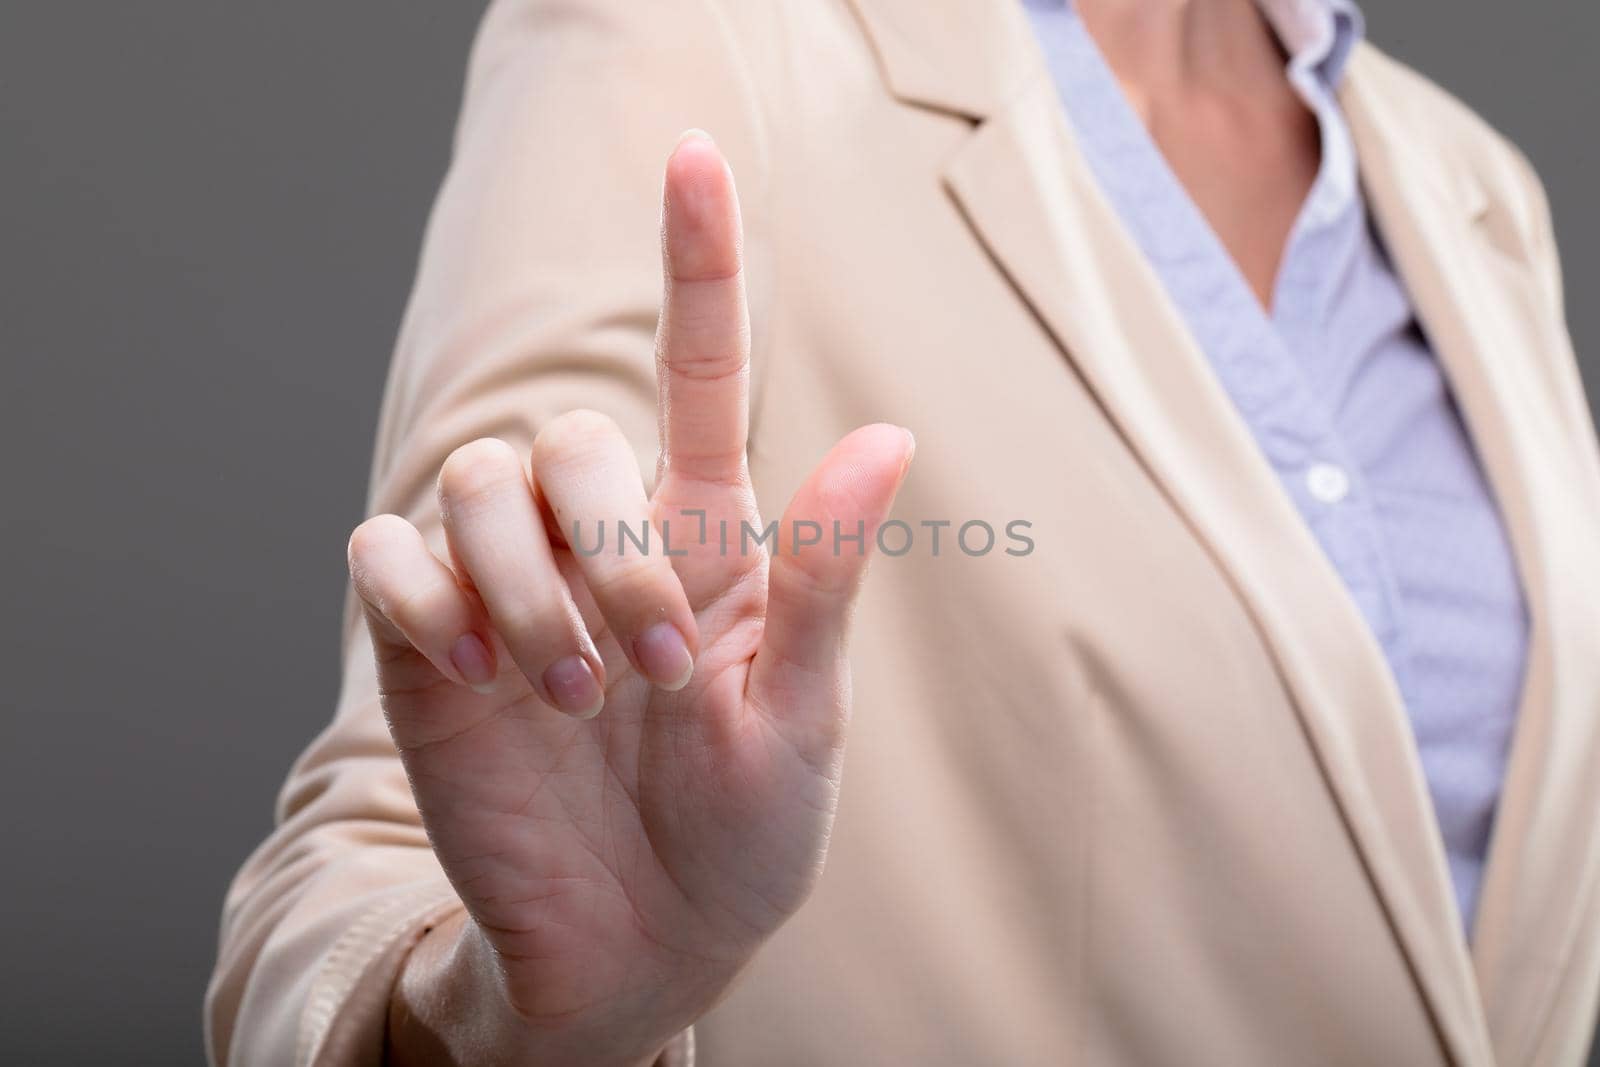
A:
386 910 679 1067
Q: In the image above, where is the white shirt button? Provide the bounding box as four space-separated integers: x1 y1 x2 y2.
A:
1306 461 1351 504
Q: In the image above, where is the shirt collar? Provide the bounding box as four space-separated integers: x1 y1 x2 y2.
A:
1031 0 1369 92
1254 0 1366 89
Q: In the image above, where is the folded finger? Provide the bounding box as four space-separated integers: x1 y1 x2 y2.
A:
437 438 607 719
532 409 700 690
346 513 498 693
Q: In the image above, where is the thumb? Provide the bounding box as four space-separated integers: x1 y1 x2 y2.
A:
754 423 915 684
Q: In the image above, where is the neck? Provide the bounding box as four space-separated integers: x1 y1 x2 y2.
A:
1073 0 1288 103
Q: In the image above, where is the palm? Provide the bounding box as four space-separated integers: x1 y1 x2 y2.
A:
386 521 835 1023
349 132 912 1046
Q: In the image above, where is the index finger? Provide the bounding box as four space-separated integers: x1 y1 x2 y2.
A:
655 129 750 486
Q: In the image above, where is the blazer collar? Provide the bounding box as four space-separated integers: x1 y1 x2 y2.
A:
847 1 1592 1064
846 0 1485 219
845 0 1031 118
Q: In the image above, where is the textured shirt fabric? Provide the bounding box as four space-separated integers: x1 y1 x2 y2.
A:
1022 0 1529 934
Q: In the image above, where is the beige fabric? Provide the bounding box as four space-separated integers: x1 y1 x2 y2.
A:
204 1 1600 1064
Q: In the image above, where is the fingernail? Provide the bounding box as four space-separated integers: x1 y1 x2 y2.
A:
634 622 694 691
543 654 605 719
450 634 497 693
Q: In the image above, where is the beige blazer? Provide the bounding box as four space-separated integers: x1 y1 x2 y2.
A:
205 1 1600 1063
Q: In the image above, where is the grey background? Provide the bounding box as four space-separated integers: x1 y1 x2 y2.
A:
0 3 1593 1064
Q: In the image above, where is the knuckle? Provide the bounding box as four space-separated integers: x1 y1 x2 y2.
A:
779 549 848 600
532 408 623 470
658 321 750 376
659 299 751 373
494 601 578 659
347 513 411 574
385 575 456 630
587 552 669 603
438 438 524 508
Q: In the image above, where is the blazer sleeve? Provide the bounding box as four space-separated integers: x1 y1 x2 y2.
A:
204 1 770 1062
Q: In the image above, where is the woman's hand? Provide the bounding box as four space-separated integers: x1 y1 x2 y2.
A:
346 132 914 1066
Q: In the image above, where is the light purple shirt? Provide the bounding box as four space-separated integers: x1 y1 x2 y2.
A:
1022 0 1529 935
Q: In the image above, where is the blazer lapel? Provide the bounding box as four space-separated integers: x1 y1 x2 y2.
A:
1343 47 1600 1067
846 1 1497 1062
